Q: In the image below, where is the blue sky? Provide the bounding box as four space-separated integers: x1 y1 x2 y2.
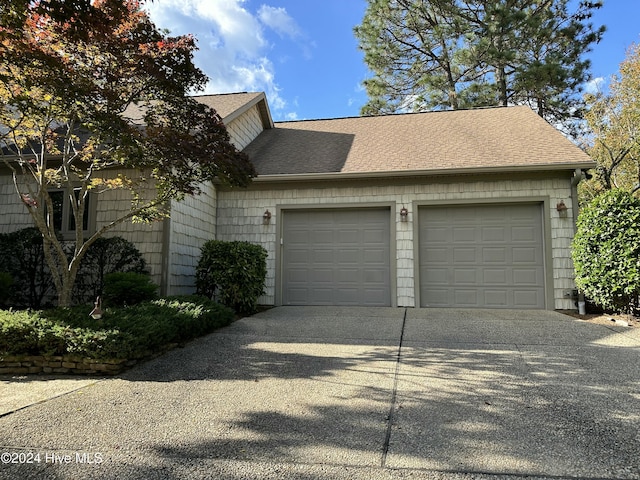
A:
145 0 640 122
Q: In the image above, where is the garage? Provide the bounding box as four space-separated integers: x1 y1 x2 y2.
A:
281 207 391 306
418 203 546 308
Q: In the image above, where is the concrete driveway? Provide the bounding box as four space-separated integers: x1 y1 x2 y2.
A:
0 307 639 480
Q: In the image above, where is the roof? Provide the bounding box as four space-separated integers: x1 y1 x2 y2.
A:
243 105 595 179
194 92 264 121
122 92 273 129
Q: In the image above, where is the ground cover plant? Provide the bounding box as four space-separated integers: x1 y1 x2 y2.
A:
0 296 234 361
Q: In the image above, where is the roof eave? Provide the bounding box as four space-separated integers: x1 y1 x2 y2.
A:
252 162 597 183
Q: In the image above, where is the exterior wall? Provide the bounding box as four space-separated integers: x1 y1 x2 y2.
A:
0 174 40 233
217 174 578 310
225 104 265 150
163 104 266 295
93 173 165 287
165 183 217 295
0 170 165 288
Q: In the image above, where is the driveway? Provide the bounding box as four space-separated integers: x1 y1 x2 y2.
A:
0 307 639 480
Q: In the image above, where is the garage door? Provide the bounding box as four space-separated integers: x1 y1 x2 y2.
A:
282 208 391 306
419 203 546 308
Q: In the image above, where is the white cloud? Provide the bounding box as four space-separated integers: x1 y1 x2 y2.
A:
585 76 606 94
257 5 301 40
144 0 291 113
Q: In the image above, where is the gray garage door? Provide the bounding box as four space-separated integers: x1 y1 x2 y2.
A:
282 208 391 306
419 203 546 308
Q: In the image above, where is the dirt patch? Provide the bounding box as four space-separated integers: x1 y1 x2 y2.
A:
558 310 638 328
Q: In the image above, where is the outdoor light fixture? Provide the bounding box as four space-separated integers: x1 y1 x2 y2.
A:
400 206 409 222
263 209 272 225
89 296 103 320
556 200 568 217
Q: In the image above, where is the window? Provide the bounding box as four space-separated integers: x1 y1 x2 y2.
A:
48 189 94 237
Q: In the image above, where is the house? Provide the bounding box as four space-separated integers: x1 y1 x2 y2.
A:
0 92 595 309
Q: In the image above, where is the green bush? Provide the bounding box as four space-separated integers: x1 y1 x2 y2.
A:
572 189 640 314
0 229 148 308
0 272 13 307
73 236 148 304
0 296 234 360
102 272 158 307
0 228 56 308
196 240 267 314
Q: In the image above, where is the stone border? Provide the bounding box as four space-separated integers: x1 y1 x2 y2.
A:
0 355 134 375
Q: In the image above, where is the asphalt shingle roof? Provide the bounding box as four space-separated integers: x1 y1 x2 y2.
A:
193 92 264 121
243 105 594 176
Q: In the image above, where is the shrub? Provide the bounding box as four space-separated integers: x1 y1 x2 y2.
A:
196 240 267 314
0 228 56 308
0 229 148 308
0 272 13 307
0 296 234 360
73 236 148 304
102 272 158 307
572 189 640 314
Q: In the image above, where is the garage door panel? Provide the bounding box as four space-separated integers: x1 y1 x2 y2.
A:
313 249 333 263
454 269 477 284
315 269 333 283
482 226 506 242
283 208 391 306
315 230 334 244
485 290 508 307
513 268 539 285
420 204 545 309
455 289 478 306
336 268 359 283
514 290 542 307
426 227 451 242
338 230 359 244
424 247 449 263
483 269 507 284
424 289 449 306
454 248 477 263
513 247 538 263
453 227 476 242
423 267 448 283
512 226 537 242
363 248 387 263
483 247 507 263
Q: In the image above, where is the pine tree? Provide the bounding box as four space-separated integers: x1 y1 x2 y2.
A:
355 0 605 132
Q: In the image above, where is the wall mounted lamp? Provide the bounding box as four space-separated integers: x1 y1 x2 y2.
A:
400 206 409 222
556 200 568 217
263 209 272 225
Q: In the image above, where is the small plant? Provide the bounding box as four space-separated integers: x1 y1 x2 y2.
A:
572 189 640 315
102 272 158 307
196 240 267 315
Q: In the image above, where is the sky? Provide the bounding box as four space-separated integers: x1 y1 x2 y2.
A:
145 0 640 123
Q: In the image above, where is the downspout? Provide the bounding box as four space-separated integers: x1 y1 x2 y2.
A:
570 168 586 314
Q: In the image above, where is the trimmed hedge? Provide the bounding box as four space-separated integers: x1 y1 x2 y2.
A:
102 272 158 307
0 296 234 361
196 240 267 314
572 189 640 314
